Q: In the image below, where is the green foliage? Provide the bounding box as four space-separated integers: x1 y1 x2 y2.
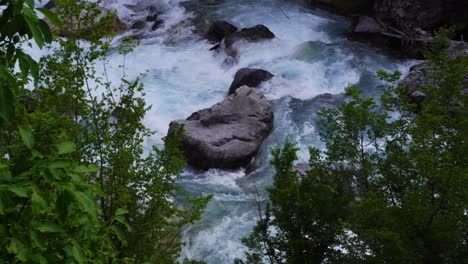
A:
0 128 129 263
238 36 467 263
0 0 56 124
1 1 208 263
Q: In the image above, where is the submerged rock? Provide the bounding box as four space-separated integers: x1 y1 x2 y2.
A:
152 19 164 30
146 14 159 22
228 68 274 95
168 87 273 170
206 21 238 43
224 24 275 49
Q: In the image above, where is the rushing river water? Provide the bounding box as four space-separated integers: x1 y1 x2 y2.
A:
34 0 413 262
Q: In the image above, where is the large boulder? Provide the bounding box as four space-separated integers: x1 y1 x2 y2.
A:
228 68 274 95
206 21 238 43
168 87 273 170
224 24 275 49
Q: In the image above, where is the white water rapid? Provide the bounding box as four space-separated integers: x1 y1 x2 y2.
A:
39 0 415 262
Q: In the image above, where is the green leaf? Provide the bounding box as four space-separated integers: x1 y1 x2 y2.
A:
37 8 61 26
72 244 86 263
56 142 76 155
114 215 131 231
73 164 99 174
71 190 98 217
36 222 64 233
0 80 15 123
47 160 71 169
19 127 34 149
23 8 44 48
18 52 31 79
111 225 127 245
38 19 53 43
25 0 34 8
9 185 28 198
8 238 28 262
115 208 128 216
31 230 46 250
0 196 5 215
32 189 48 211
0 163 8 170
32 150 44 159
27 56 40 83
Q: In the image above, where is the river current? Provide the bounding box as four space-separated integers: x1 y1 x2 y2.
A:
35 0 414 262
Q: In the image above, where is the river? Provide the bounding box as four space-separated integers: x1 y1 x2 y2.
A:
81 0 413 262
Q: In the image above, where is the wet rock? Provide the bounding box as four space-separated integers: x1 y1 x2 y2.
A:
288 93 345 126
44 0 55 9
228 68 274 95
146 14 158 22
307 0 374 15
146 5 158 14
191 15 213 35
131 20 146 30
206 21 238 43
224 24 275 49
152 19 164 30
410 91 427 104
353 16 384 33
399 41 468 104
168 87 273 170
399 63 433 94
200 0 224 5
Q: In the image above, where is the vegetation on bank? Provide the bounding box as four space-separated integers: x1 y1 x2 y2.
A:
236 33 467 263
1 1 466 264
1 1 209 263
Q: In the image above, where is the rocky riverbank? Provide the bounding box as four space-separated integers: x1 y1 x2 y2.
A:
304 0 468 58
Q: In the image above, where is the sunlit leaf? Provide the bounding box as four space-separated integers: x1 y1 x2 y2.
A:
57 142 76 155
37 8 61 26
36 222 65 233
9 185 28 198
72 244 86 264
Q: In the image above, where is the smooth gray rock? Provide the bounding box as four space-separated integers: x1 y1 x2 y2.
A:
228 68 274 95
168 87 273 170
